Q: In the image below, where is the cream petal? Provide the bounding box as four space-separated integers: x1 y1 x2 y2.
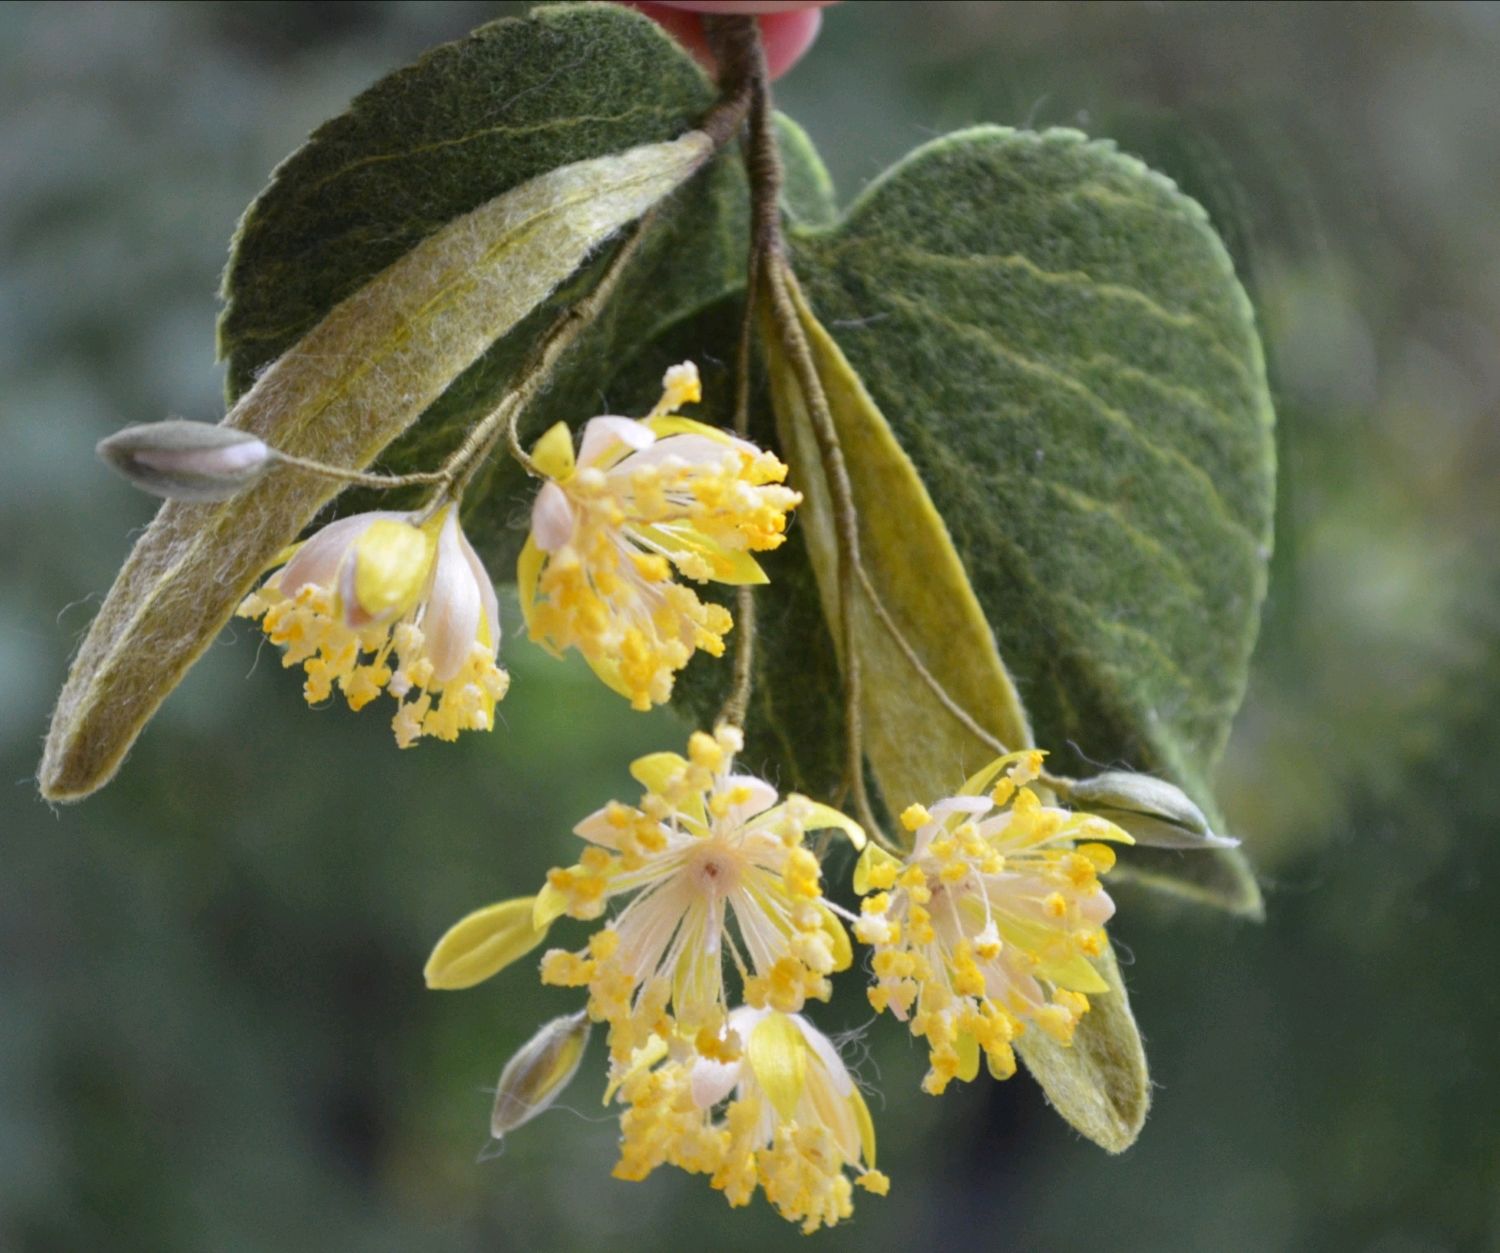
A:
689 1056 742 1110
726 1003 771 1039
578 415 655 468
993 954 1046 1009
573 805 625 847
930 796 993 821
420 512 483 682
530 481 576 553
1080 887 1117 926
278 511 397 595
456 520 500 652
791 1015 854 1098
608 432 732 474
987 872 1062 918
719 775 780 829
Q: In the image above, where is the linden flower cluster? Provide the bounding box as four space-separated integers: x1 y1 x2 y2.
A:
853 751 1133 1094
519 362 801 710
238 505 509 747
207 352 1193 1230
427 730 1156 1231
240 363 798 744
428 726 891 1231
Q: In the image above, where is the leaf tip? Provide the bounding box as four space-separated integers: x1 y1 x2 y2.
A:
37 718 119 805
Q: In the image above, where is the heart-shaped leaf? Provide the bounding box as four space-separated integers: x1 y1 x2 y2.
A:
764 268 1153 1153
775 126 1273 912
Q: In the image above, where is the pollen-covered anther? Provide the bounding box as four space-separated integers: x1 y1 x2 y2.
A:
611 1007 885 1232
236 505 507 747
534 730 862 1061
853 749 1134 1092
518 361 802 709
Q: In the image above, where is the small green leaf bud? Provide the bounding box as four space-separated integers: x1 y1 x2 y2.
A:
1056 771 1239 850
97 420 270 502
491 1011 591 1140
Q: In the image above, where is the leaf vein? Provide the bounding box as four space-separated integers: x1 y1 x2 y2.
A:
876 292 1261 547
293 102 678 202
823 237 1252 388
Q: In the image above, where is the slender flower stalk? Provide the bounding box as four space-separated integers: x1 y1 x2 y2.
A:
237 504 508 746
517 362 801 709
535 726 864 1061
612 1005 888 1233
854 750 1134 1094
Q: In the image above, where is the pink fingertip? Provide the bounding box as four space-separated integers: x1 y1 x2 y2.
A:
652 1 835 12
756 8 824 80
624 1 833 81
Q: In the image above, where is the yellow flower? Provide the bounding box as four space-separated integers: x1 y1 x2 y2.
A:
237 504 508 746
517 362 801 710
536 727 864 1062
613 1006 887 1234
853 751 1134 1094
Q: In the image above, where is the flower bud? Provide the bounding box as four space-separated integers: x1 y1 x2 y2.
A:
491 1011 591 1139
1056 771 1238 849
98 420 270 502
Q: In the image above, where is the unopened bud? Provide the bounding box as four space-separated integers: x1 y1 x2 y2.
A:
1057 771 1238 850
98 419 270 502
491 1011 591 1140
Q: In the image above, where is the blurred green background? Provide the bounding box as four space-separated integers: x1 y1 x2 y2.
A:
3 2 1498 1249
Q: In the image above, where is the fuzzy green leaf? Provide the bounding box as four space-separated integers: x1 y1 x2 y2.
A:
218 3 750 567
1013 943 1151 1153
219 2 726 397
216 2 836 574
781 127 1274 912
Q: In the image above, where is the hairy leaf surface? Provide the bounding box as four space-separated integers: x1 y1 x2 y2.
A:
1013 943 1151 1153
40 134 710 801
783 127 1274 913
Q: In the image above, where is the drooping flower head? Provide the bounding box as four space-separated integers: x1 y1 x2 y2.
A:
237 505 508 746
518 362 801 710
613 1006 888 1233
854 750 1133 1094
536 726 864 1062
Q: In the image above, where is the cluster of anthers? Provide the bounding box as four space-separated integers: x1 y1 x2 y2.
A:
533 725 861 1063
238 362 798 743
429 727 893 1232
520 362 801 710
853 751 1132 1095
237 505 509 747
426 727 1142 1232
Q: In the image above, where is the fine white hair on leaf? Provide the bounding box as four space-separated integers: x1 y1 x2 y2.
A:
39 131 714 803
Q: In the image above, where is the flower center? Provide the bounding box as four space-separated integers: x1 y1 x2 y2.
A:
688 844 743 897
